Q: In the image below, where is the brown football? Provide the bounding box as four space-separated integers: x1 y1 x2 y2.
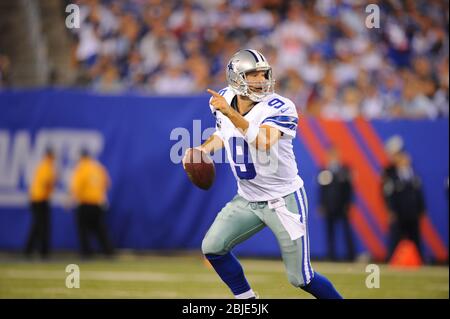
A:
183 148 215 190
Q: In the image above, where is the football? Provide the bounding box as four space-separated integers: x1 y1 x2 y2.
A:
183 148 215 190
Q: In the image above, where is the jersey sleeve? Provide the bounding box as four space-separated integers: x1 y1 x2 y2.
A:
261 97 298 139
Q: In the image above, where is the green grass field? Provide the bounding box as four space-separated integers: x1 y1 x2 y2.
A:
0 253 448 299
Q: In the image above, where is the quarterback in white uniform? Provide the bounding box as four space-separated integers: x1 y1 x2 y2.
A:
211 86 303 201
183 49 342 299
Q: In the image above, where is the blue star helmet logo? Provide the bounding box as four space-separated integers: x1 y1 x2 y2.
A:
228 60 239 72
227 61 234 71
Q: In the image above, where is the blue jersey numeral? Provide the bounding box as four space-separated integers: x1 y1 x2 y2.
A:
268 98 285 109
228 137 256 180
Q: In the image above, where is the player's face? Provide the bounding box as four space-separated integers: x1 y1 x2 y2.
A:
245 70 268 93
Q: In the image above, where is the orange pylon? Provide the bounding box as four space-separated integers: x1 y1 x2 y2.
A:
389 239 422 268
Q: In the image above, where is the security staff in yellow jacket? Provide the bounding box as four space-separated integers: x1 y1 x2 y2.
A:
70 150 114 258
26 148 56 259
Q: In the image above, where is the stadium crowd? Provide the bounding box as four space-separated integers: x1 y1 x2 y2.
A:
67 0 448 119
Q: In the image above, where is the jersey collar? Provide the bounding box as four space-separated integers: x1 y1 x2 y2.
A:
231 95 257 117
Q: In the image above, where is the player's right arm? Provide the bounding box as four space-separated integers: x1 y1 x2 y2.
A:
182 90 227 167
198 133 224 155
182 134 223 169
198 88 226 155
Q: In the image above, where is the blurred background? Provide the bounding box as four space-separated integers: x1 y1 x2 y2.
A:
0 0 448 298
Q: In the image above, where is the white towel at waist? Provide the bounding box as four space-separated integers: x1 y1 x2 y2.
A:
268 198 305 241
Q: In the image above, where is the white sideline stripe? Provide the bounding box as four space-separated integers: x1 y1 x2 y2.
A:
0 191 68 206
6 287 230 298
1 270 269 283
0 193 28 206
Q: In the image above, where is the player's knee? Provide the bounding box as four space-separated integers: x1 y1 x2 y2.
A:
287 273 304 288
201 235 228 255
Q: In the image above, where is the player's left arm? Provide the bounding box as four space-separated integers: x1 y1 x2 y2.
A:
207 89 283 151
254 125 281 151
223 110 281 151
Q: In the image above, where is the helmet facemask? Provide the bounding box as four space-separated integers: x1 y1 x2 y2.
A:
242 68 275 102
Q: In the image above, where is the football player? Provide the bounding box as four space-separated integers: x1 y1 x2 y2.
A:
183 49 342 299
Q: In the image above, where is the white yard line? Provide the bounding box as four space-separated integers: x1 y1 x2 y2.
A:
0 269 269 283
243 262 449 277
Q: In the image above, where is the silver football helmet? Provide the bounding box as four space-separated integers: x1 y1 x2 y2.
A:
226 49 275 102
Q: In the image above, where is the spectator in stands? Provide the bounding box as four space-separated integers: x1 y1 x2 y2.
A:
92 62 124 93
399 73 437 119
25 148 57 259
434 57 449 117
0 54 11 88
361 85 385 119
70 149 114 258
62 0 448 120
153 63 196 95
340 86 361 120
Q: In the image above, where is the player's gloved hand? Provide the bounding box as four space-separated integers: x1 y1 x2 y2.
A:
207 89 232 116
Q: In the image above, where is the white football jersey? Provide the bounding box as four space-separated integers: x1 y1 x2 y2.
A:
209 87 303 201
